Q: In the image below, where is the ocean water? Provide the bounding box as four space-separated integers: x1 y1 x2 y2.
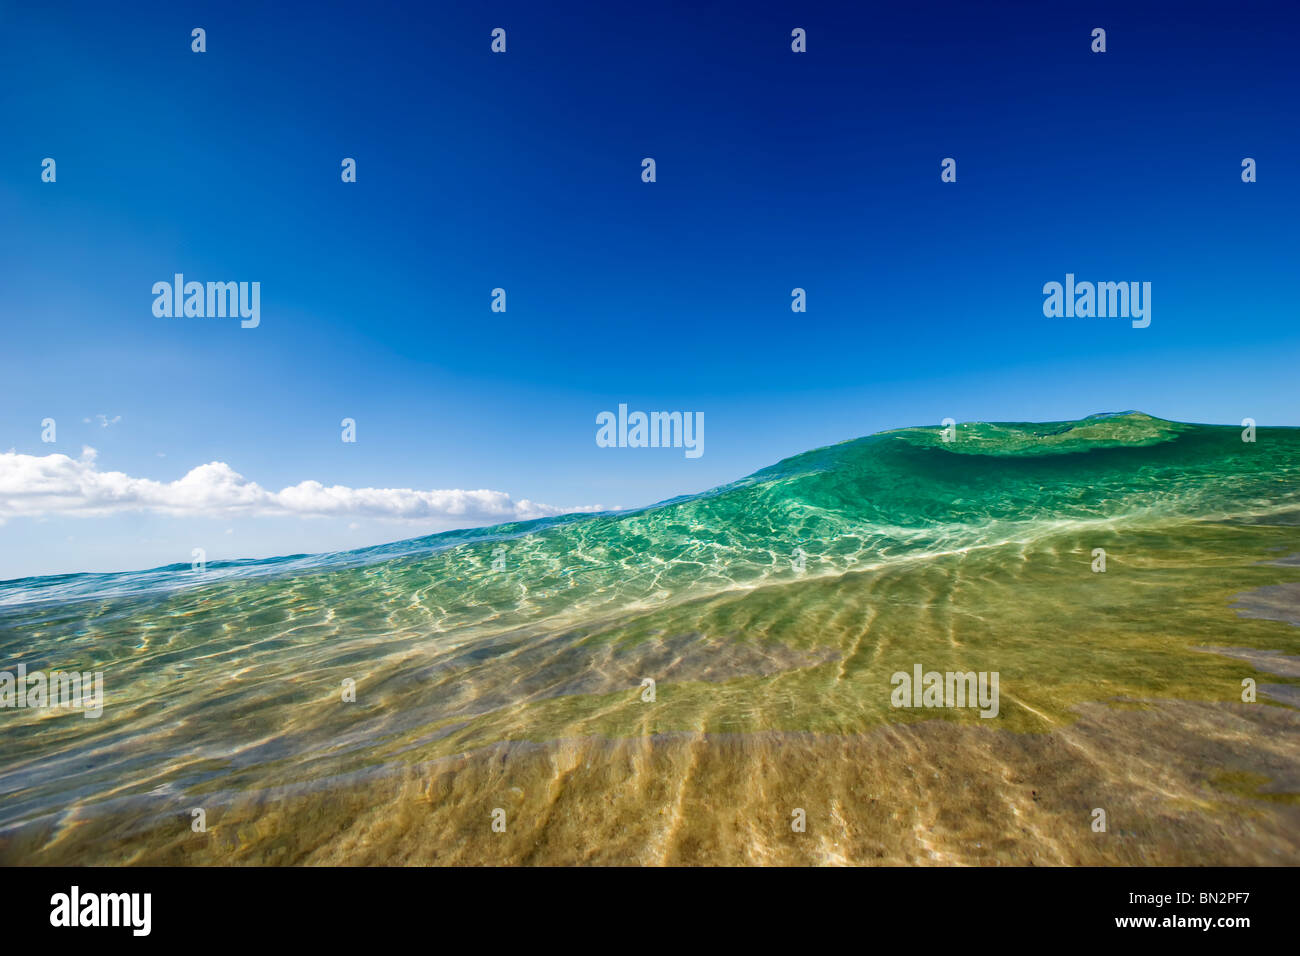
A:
2 412 1299 865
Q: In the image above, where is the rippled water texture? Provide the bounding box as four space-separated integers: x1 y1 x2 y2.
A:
2 412 1299 864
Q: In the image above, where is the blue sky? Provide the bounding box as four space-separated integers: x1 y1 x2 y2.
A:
2 0 1297 577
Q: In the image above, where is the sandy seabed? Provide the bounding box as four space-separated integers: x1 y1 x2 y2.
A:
6 695 1297 866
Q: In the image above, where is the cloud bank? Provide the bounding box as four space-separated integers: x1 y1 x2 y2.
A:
0 448 591 523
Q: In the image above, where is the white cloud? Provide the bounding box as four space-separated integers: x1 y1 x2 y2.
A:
0 448 595 523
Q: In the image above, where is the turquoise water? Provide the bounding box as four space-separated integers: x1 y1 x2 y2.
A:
2 412 1299 864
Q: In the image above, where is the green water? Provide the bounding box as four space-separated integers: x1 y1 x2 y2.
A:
2 412 1299 864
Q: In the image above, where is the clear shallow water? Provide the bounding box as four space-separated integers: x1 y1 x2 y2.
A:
2 411 1300 864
